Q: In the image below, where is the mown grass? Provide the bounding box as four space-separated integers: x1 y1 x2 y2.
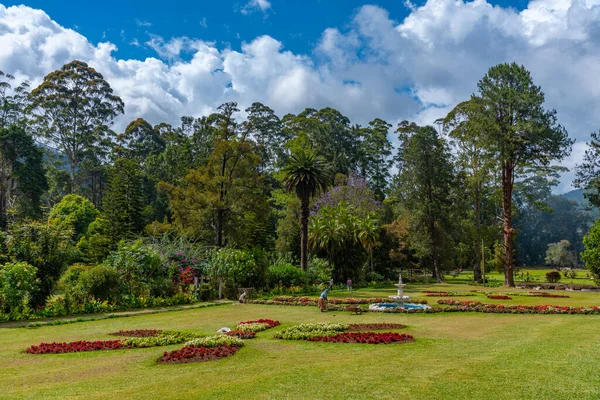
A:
2 291 600 399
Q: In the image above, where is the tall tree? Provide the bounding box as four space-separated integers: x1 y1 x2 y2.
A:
244 102 286 171
358 118 393 200
392 126 455 283
458 63 572 286
575 131 600 208
102 158 145 241
30 60 124 193
117 118 165 160
444 99 498 282
160 102 269 247
0 71 47 230
282 151 329 270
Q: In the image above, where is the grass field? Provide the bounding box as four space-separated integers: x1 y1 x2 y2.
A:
2 285 600 399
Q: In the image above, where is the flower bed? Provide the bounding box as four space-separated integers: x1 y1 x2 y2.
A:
437 300 600 314
226 330 256 339
109 329 162 337
274 323 349 340
246 296 428 307
236 319 280 332
27 330 203 354
424 291 476 297
183 335 244 349
472 290 570 299
159 344 240 364
122 331 202 348
347 323 406 331
487 295 512 300
26 340 124 354
306 332 415 344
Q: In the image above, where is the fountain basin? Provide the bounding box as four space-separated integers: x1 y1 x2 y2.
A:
369 302 431 311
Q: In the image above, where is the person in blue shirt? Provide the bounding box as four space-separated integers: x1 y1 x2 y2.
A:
318 287 329 312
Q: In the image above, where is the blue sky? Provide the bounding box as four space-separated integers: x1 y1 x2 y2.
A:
3 0 529 60
0 0 597 192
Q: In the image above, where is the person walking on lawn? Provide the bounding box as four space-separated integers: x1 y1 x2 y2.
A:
318 287 329 312
346 278 352 292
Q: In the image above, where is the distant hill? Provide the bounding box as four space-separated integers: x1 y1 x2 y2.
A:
562 189 586 204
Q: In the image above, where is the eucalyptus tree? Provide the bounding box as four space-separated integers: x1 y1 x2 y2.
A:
0 71 47 230
30 60 124 193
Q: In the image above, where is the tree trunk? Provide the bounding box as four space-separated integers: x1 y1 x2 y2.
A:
300 195 309 271
429 217 443 283
501 163 515 287
216 209 224 248
473 188 482 283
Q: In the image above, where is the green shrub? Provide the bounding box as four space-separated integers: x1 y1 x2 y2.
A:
0 261 39 314
77 265 121 301
76 216 115 263
545 271 561 283
307 256 333 283
582 220 600 284
48 194 99 239
7 221 74 307
205 248 267 299
103 240 163 296
267 263 307 287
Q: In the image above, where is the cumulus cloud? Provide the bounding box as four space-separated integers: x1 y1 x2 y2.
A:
240 0 272 15
0 1 599 192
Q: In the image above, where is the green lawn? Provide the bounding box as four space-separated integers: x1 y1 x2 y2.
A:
2 289 600 399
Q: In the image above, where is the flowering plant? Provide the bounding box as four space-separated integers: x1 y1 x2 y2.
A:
26 340 124 354
109 329 162 337
225 330 256 339
121 331 202 348
274 323 349 340
236 322 270 332
347 323 406 331
184 335 244 348
487 295 512 300
306 331 414 344
160 344 240 364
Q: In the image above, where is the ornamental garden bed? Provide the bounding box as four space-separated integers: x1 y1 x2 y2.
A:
347 323 406 331
472 290 570 298
274 323 414 345
160 335 245 364
159 344 240 364
236 319 280 332
109 329 163 337
225 330 256 339
306 332 414 344
246 296 427 307
423 291 476 297
437 300 600 314
487 295 512 300
26 330 203 354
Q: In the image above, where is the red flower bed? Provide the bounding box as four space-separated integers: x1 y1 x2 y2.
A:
159 345 240 364
26 340 124 354
109 329 162 337
307 332 414 344
487 295 512 300
437 299 600 314
529 292 570 298
226 330 256 339
348 323 406 331
238 319 280 328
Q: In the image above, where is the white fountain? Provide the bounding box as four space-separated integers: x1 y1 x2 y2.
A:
368 271 431 311
388 273 411 305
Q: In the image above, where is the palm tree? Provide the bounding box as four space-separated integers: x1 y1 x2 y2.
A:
356 216 381 272
282 151 329 270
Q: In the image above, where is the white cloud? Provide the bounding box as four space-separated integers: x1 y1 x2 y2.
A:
136 19 151 27
0 1 599 192
241 0 272 15
199 17 208 28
